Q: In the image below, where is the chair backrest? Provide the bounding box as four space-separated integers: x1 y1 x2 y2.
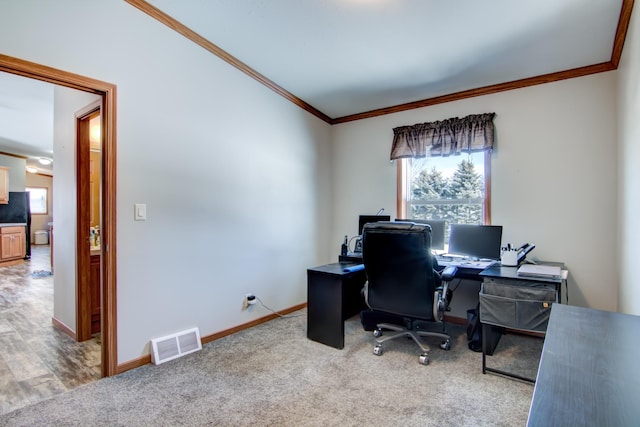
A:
362 221 438 320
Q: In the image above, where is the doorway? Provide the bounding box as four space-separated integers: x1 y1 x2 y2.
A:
76 104 102 342
0 53 118 377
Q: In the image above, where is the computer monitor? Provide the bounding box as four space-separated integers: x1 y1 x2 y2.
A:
447 224 503 260
358 215 391 235
395 218 445 251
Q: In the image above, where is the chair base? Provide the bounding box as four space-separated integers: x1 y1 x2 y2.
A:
373 322 451 363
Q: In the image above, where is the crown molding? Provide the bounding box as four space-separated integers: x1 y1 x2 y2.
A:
124 0 332 124
331 62 616 124
0 151 28 160
125 0 634 125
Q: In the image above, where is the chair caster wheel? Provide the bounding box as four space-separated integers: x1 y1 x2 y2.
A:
373 345 383 356
373 328 383 337
440 340 451 350
419 353 429 365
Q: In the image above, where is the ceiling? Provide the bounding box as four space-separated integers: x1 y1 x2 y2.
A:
143 0 628 120
0 0 630 173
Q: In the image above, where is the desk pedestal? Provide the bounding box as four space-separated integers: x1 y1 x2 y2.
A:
307 263 366 349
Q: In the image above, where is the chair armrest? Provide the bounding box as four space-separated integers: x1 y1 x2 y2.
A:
435 267 456 319
441 266 458 282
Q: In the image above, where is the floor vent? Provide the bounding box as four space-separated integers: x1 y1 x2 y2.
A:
150 327 202 365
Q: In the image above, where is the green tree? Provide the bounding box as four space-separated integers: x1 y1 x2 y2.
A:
412 166 448 199
447 158 483 223
409 155 485 235
411 166 449 219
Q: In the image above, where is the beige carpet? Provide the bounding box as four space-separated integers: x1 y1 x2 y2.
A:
0 309 541 426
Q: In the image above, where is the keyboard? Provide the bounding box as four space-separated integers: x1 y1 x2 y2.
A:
435 255 496 270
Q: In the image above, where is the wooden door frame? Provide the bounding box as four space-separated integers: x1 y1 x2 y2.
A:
76 104 100 342
0 54 118 377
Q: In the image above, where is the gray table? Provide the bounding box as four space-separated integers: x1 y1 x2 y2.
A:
527 304 640 426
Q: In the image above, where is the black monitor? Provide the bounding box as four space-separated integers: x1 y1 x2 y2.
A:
395 218 445 251
358 215 391 235
447 224 503 260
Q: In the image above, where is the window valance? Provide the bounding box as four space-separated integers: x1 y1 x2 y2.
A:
390 112 496 160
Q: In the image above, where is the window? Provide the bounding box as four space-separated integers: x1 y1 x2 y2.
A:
397 151 491 225
391 112 495 228
26 187 48 215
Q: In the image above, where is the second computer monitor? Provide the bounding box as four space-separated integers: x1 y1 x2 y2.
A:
358 215 391 235
395 219 445 251
447 223 503 260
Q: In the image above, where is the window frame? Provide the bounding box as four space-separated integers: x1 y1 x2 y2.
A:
396 151 492 224
26 186 48 215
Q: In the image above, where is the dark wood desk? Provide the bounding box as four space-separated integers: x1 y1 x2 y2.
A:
307 262 367 349
528 304 640 426
306 260 567 354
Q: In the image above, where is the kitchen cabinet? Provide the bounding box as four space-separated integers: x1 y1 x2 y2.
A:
0 225 26 264
0 167 8 204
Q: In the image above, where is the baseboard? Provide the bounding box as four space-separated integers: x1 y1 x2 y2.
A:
52 316 76 340
444 314 466 326
115 302 308 375
116 354 150 374
200 302 307 345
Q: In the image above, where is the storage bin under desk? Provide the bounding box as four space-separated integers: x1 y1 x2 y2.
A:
479 278 558 383
479 279 557 333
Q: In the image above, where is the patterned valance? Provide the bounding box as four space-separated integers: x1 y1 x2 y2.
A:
390 113 496 160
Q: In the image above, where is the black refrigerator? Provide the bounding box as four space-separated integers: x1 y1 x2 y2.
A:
0 191 32 258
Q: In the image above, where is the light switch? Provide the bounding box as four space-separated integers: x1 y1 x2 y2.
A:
134 203 147 221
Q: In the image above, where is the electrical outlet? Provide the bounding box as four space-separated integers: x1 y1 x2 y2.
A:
243 293 256 310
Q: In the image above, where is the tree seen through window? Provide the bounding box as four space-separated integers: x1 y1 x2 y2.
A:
409 153 485 226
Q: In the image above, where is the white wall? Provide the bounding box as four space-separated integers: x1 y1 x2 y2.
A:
617 4 640 316
0 0 332 363
0 154 26 191
52 87 101 332
25 172 53 239
331 72 618 314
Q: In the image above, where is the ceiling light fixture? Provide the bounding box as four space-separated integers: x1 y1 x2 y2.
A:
38 157 52 165
26 166 38 173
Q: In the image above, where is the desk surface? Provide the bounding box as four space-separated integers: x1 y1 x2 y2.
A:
308 262 362 276
527 304 640 426
480 263 566 284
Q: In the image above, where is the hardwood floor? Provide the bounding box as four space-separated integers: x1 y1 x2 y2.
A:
0 245 101 415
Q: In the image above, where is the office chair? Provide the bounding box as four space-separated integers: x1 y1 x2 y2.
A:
360 221 457 365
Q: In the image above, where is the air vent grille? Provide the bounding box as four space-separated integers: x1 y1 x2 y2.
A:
150 327 202 365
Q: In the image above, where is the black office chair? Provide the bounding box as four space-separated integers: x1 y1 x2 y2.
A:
360 221 456 365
